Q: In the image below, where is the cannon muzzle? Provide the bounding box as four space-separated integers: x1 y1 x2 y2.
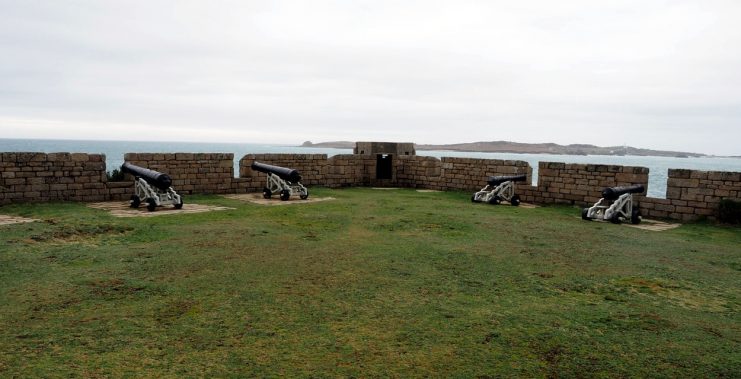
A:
121 162 173 191
487 174 527 186
601 184 644 200
251 161 302 183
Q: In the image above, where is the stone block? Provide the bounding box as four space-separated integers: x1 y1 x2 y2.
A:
675 206 694 214
654 203 675 212
69 153 88 162
667 178 699 188
708 171 741 181
669 169 692 179
690 170 708 179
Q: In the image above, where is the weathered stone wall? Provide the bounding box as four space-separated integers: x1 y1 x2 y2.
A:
122 153 234 196
395 155 443 188
326 155 377 187
237 154 385 189
435 157 532 192
529 162 650 206
3 150 740 223
641 169 741 221
238 154 329 192
0 152 107 204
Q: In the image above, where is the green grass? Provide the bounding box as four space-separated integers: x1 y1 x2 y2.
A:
1 188 739 377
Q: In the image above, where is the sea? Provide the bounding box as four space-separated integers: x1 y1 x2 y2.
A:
2 138 740 199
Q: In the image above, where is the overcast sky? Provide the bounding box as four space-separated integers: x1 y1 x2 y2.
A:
1 1 740 155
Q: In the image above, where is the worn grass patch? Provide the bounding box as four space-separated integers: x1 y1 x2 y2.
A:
0 188 739 377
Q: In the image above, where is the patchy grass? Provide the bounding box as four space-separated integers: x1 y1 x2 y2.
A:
1 188 739 377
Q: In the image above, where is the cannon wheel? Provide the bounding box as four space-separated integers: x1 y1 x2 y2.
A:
610 214 622 224
581 208 591 220
631 208 641 224
300 189 309 200
146 198 157 212
471 194 481 203
279 189 291 201
175 197 184 209
262 187 272 199
130 195 141 208
488 196 501 205
510 195 521 206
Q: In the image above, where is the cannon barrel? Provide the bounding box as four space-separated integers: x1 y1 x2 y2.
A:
601 184 645 200
251 161 302 182
121 162 173 191
487 174 527 186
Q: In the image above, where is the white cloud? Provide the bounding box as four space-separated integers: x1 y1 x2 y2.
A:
1 0 740 155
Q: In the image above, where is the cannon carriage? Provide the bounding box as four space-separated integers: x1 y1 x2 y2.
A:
471 174 527 206
251 161 309 201
582 184 643 224
121 162 183 211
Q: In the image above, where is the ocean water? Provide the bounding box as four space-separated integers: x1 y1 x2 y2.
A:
2 138 740 199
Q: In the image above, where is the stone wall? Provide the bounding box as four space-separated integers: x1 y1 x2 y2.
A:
436 157 532 192
238 154 380 189
121 153 234 196
641 169 741 221
2 150 740 222
238 154 330 192
0 152 107 204
529 162 649 206
395 155 443 188
326 155 377 187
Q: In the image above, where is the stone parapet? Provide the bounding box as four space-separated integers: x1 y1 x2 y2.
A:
1 152 107 204
122 153 234 196
2 150 739 223
640 169 741 221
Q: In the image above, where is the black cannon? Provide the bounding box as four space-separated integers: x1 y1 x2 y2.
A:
121 162 172 191
251 161 308 201
487 174 527 186
582 184 644 224
121 162 183 211
472 173 528 206
601 184 645 201
251 161 302 183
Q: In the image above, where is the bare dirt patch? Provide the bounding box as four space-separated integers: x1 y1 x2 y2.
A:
625 219 680 232
223 193 335 206
580 217 680 231
474 202 539 209
87 202 234 218
0 215 38 226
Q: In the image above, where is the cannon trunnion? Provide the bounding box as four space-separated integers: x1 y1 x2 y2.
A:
582 184 644 224
121 162 183 211
251 161 309 201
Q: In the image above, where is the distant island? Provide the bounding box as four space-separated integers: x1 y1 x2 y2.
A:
300 140 704 158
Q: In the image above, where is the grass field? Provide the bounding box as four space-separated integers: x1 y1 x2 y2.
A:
1 188 739 377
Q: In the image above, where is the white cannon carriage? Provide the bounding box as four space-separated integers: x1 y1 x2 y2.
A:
582 184 644 224
251 161 309 201
471 174 527 206
121 162 183 212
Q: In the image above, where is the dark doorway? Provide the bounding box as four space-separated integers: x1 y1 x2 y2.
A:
376 154 392 179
